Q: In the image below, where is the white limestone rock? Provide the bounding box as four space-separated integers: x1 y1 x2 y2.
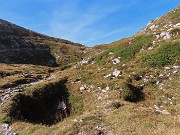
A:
148 46 154 50
104 74 112 78
164 67 171 70
156 35 160 39
173 66 180 69
160 32 166 37
112 69 122 77
149 25 156 30
108 52 113 55
156 109 170 115
112 58 120 64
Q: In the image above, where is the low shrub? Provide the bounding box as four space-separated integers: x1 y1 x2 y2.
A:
95 35 153 65
142 43 180 67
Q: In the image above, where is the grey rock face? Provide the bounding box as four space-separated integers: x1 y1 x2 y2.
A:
0 19 59 66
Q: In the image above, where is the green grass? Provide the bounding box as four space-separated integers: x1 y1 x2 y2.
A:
69 94 84 115
142 42 180 67
4 78 69 125
169 10 180 20
95 35 153 65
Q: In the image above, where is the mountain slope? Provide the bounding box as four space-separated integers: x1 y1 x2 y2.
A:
0 5 180 135
0 19 86 66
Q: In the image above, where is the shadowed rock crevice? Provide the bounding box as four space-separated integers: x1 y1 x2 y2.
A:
121 83 145 103
7 78 74 125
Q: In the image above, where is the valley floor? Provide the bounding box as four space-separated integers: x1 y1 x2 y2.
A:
0 62 180 135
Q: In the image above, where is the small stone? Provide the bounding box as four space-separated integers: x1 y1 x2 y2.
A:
2 123 9 130
104 74 112 78
112 58 120 64
164 67 171 70
156 109 170 115
98 96 103 100
72 119 78 122
57 101 66 110
105 86 110 91
165 32 171 39
102 89 107 93
122 64 126 67
79 119 83 122
160 32 166 37
80 86 85 91
112 69 122 77
156 35 160 39
173 66 180 69
149 25 156 30
148 46 154 50
154 105 159 110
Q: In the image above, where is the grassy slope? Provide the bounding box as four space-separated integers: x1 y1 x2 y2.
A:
0 5 180 135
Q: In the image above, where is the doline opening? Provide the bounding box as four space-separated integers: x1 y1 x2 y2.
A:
8 79 74 125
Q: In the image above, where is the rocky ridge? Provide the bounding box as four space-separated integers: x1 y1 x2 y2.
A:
0 19 84 66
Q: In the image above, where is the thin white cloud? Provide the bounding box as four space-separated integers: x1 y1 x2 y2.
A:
47 1 123 44
45 0 141 45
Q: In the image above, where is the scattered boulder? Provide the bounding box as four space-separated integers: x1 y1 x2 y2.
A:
112 57 120 64
57 101 67 110
102 86 110 93
164 67 171 70
156 35 160 39
104 69 122 78
148 46 154 50
154 105 170 115
156 109 171 115
160 32 166 37
174 23 180 28
0 124 17 135
149 24 158 30
104 74 112 78
95 126 106 135
163 32 171 40
80 84 94 92
112 69 122 77
173 66 180 69
80 58 93 65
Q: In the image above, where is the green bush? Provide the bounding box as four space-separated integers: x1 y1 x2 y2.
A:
142 43 180 67
169 11 180 20
0 116 11 124
95 51 110 65
95 35 153 65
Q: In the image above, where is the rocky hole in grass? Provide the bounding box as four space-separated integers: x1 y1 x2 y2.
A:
121 82 145 103
5 78 75 125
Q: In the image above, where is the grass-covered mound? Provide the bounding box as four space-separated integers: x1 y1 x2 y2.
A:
3 77 74 125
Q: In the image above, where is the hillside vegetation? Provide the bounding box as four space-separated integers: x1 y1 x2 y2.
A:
0 5 180 135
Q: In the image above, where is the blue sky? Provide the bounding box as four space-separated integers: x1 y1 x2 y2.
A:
0 0 179 46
